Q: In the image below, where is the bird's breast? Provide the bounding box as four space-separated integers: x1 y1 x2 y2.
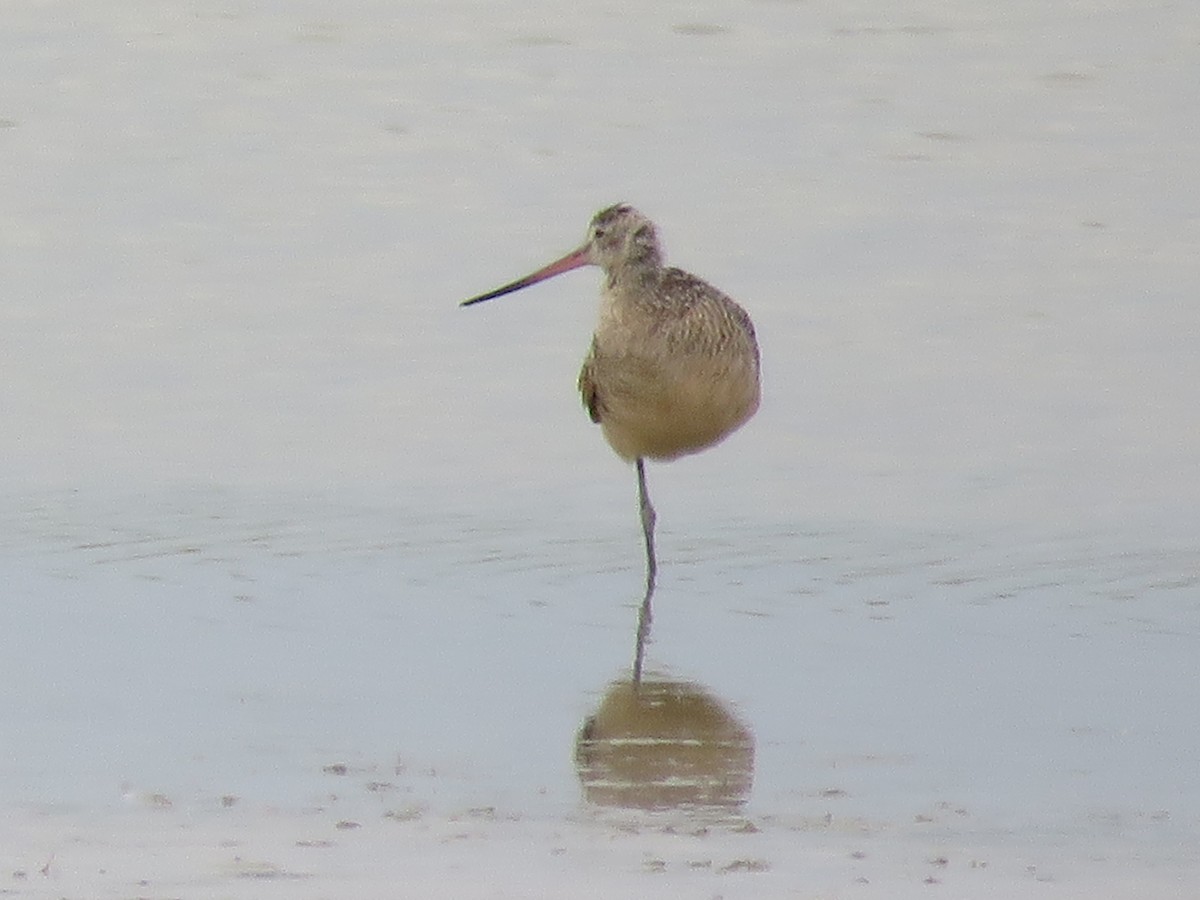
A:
580 316 759 462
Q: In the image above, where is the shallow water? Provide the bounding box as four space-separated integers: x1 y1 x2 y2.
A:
2 0 1199 895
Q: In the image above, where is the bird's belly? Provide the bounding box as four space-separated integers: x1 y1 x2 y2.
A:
593 360 759 462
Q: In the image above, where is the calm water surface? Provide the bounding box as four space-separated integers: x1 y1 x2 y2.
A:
2 0 1198 891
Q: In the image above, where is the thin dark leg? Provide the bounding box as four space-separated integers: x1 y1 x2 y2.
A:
632 457 657 684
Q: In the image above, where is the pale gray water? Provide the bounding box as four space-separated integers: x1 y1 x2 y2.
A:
2 0 1199 895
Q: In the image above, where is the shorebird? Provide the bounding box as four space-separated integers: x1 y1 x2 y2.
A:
461 204 760 681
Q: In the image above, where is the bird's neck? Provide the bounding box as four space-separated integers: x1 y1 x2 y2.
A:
604 258 662 298
599 268 665 329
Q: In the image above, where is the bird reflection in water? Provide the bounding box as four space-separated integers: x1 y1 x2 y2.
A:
575 677 754 812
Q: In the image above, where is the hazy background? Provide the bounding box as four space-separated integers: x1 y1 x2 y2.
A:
2 1 1198 896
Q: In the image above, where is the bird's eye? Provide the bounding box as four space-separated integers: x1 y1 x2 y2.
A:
593 227 606 238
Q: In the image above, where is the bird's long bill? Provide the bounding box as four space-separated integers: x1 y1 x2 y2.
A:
460 245 591 307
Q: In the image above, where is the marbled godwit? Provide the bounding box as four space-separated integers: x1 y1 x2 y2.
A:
462 204 760 681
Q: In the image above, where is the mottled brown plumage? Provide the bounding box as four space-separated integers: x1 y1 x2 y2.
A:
575 210 759 461
462 204 761 681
